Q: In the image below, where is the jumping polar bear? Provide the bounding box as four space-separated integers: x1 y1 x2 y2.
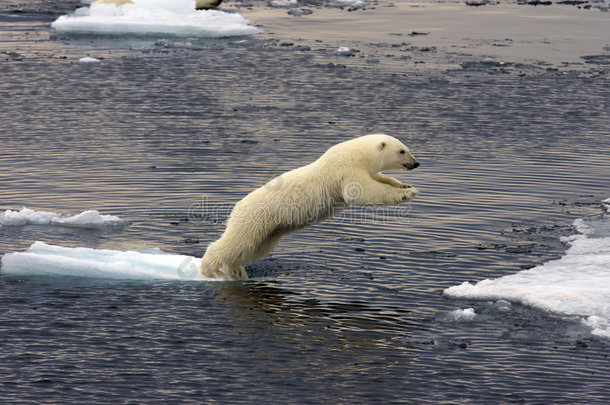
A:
201 134 419 280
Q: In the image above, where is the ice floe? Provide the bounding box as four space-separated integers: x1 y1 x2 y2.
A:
449 308 477 322
270 0 298 7
79 56 102 63
51 0 261 38
328 0 367 10
0 241 221 281
336 46 358 56
445 199 610 338
0 207 124 229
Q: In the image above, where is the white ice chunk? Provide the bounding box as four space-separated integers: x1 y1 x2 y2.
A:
0 207 59 226
492 299 512 312
50 210 125 229
270 0 298 7
582 316 610 338
573 217 592 235
0 241 225 281
0 207 124 229
444 199 610 338
328 0 367 10
450 308 476 322
336 46 358 56
51 0 261 38
79 56 101 63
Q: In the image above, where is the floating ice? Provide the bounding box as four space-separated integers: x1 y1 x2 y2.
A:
0 207 124 229
336 46 357 56
1 208 59 226
0 241 223 281
492 299 512 312
270 0 298 7
51 0 261 38
450 308 476 322
582 316 610 338
444 202 610 338
52 210 125 228
328 0 367 10
287 8 313 16
79 56 101 63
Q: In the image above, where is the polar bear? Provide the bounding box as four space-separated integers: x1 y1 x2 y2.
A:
201 134 419 280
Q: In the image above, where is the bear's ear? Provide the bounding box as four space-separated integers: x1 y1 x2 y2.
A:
377 141 386 151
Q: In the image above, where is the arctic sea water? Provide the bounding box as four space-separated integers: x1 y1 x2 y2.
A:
2 0 610 402
3 201 610 336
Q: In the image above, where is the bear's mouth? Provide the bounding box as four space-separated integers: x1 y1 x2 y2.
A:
403 162 420 170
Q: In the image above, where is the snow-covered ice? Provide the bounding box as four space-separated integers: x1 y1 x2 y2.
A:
450 308 476 322
0 241 224 281
0 207 124 229
444 200 610 338
270 0 298 7
51 0 261 38
79 56 101 63
336 46 358 56
328 0 367 10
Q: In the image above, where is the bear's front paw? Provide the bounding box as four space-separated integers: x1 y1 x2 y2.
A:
399 187 418 202
400 183 413 189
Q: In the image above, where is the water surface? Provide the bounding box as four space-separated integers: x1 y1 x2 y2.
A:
1 1 610 403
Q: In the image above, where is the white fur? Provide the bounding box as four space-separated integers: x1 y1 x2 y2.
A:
201 134 419 280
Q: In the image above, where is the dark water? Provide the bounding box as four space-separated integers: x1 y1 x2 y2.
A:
1 1 610 403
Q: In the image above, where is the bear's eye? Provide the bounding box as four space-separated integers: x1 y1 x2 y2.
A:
400 150 405 154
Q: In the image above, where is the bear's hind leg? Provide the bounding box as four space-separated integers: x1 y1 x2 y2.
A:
251 233 284 262
200 262 215 278
227 264 248 280
201 258 226 279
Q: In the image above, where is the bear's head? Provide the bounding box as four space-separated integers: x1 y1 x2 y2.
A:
371 134 419 172
324 134 419 174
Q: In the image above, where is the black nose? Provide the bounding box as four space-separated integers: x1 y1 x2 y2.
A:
412 162 420 169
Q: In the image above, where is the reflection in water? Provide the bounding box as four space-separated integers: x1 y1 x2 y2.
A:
219 281 426 341
215 281 422 399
